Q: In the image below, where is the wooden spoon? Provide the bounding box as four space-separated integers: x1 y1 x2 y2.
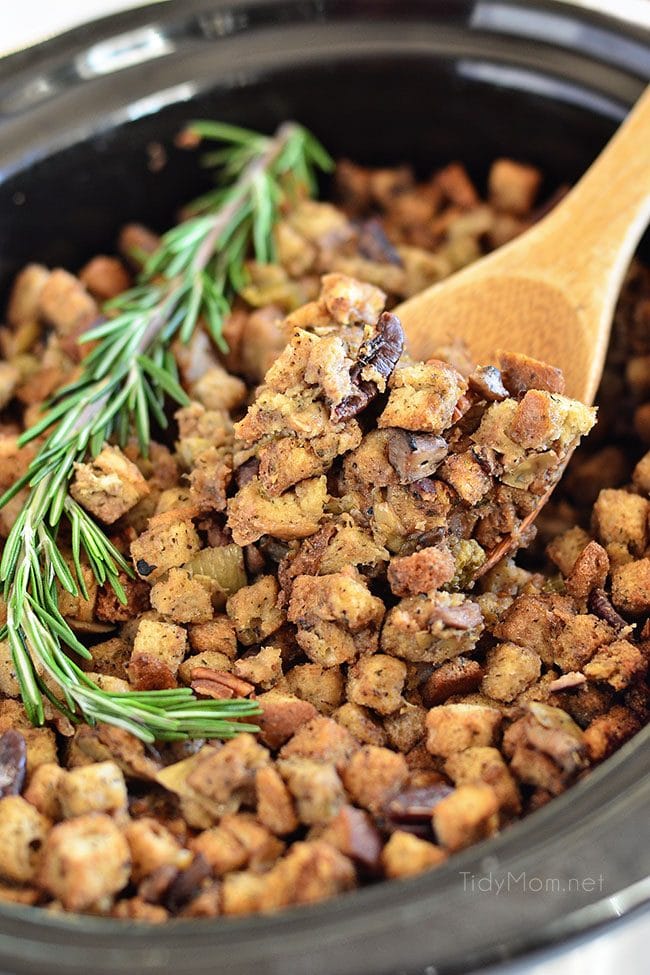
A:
394 85 650 572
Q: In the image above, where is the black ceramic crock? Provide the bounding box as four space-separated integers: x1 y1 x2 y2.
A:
0 2 648 973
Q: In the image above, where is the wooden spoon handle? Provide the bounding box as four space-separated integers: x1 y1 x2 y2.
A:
517 85 650 310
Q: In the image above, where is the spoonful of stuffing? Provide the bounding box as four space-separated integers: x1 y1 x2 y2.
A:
393 85 650 572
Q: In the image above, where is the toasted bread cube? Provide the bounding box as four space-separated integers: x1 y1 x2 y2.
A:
445 746 520 814
255 766 299 836
59 761 128 819
227 575 284 646
279 716 358 770
150 567 214 624
79 255 131 301
346 654 406 715
0 796 50 883
612 559 650 613
583 639 646 691
332 702 387 746
24 763 65 820
546 526 591 577
341 745 408 813
481 642 541 703
432 783 499 852
256 692 318 750
383 704 427 752
227 475 328 546
7 263 50 325
38 268 98 335
129 619 187 689
131 519 201 581
192 363 248 412
488 158 541 216
282 663 344 716
188 616 237 657
233 646 283 690
592 489 648 555
425 704 502 758
379 361 466 434
39 814 131 911
278 757 345 825
381 830 446 878
124 817 190 881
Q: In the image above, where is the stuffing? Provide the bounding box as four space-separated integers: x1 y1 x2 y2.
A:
425 703 502 758
226 575 284 645
0 796 50 883
381 593 483 664
387 545 455 596
255 766 299 835
150 567 214 624
346 654 406 715
381 830 446 878
125 818 191 881
280 716 358 770
341 745 409 813
287 572 384 667
282 663 344 715
379 360 467 434
131 519 201 581
129 619 187 690
38 814 131 911
432 784 500 852
488 159 541 216
233 646 283 690
611 559 650 613
444 746 520 814
481 643 542 702
0 154 646 925
592 489 648 555
278 757 346 825
59 762 128 818
37 268 98 335
227 476 329 545
332 702 387 746
71 445 150 524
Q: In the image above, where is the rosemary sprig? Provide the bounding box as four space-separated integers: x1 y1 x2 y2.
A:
0 120 333 742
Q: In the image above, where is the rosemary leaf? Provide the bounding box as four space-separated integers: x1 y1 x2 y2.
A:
0 119 330 742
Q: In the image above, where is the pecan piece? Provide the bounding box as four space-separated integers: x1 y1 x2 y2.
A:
468 365 509 402
332 312 404 421
430 601 483 631
386 429 448 484
355 218 403 266
139 864 178 904
588 588 628 633
191 679 234 700
0 730 27 797
384 783 454 837
164 854 211 913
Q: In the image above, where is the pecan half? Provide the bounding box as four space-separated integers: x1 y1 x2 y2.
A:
190 668 254 698
332 312 404 421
